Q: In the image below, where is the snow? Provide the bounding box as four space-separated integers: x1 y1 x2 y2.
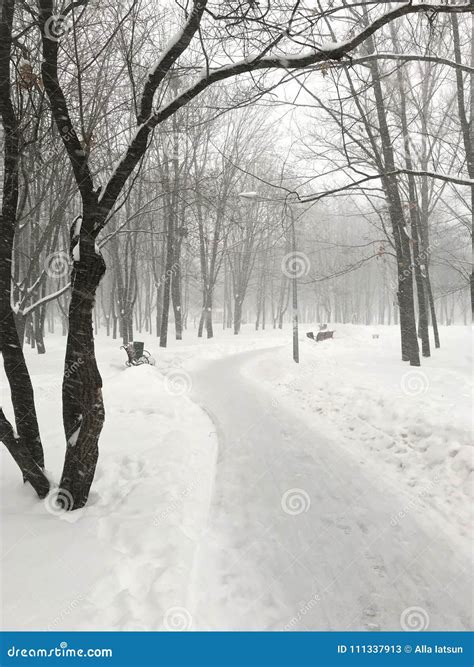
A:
243 325 472 545
186 327 472 631
147 29 186 80
67 422 81 447
0 337 218 631
22 284 71 317
0 324 471 631
73 216 82 237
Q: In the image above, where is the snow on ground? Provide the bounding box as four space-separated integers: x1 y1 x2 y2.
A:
244 324 473 547
0 334 219 631
0 323 472 631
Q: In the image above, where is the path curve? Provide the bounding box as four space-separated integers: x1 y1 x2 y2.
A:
189 347 471 631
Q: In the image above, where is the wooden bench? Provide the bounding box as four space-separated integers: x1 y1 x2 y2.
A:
316 330 334 342
306 330 335 342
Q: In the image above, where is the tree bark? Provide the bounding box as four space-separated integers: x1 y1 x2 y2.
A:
391 34 430 358
234 299 243 335
0 0 48 494
366 37 420 365
451 15 473 316
59 231 106 510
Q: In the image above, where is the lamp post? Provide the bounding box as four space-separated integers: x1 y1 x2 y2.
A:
288 203 299 364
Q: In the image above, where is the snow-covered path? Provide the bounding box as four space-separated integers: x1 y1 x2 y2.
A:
190 347 471 631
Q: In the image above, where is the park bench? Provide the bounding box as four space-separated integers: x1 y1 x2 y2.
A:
306 330 335 342
120 341 153 367
316 330 334 342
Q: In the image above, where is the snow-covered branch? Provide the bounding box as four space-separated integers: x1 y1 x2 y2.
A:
20 283 71 317
98 1 473 221
138 0 208 123
346 53 474 74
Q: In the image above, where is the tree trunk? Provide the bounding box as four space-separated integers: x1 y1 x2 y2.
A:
392 38 430 358
198 307 205 338
59 233 106 510
368 55 420 365
426 278 440 348
159 208 175 347
205 292 214 339
451 15 473 316
0 0 48 497
35 306 47 355
234 299 242 335
171 265 183 340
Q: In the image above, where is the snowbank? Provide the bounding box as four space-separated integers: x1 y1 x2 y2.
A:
1 324 471 631
243 325 472 548
0 337 217 630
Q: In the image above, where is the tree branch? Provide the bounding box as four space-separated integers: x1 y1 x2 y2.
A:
0 409 50 499
301 169 474 203
345 52 474 74
37 0 94 203
138 0 208 123
98 0 474 222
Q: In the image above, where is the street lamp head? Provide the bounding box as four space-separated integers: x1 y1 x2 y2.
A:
238 191 259 199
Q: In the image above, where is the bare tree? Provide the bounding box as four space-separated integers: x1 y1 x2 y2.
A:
2 0 471 509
